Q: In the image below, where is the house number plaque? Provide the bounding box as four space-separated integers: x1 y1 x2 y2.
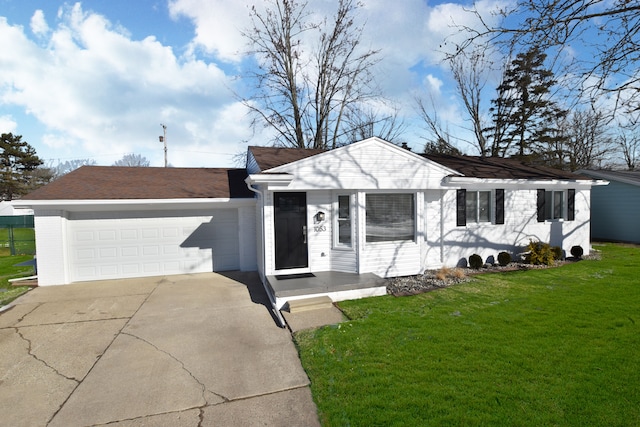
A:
313 225 327 232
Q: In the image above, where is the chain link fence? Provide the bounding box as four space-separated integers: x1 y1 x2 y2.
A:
0 216 36 256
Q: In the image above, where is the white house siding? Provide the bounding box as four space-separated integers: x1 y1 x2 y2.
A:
253 197 266 282
33 210 69 286
262 192 276 276
440 187 592 266
422 190 444 268
590 180 640 243
361 241 422 277
307 191 333 271
268 139 453 191
238 205 258 271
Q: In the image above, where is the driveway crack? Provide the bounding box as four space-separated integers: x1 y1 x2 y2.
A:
121 331 229 405
0 303 41 329
13 327 79 383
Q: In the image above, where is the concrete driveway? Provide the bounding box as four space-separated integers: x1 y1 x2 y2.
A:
0 272 320 426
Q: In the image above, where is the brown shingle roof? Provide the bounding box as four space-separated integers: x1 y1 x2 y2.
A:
249 146 325 171
22 166 254 200
249 145 590 180
423 154 591 180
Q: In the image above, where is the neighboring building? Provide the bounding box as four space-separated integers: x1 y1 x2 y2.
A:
16 138 604 311
578 169 639 244
0 201 33 216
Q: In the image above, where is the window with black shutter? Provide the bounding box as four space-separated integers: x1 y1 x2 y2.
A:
495 189 505 225
538 189 567 221
567 189 575 221
456 189 466 226
537 189 546 222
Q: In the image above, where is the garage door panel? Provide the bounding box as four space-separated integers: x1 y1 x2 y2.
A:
121 247 139 257
122 264 140 274
68 210 239 282
121 229 138 239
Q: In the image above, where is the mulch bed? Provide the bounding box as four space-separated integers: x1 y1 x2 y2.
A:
386 253 600 297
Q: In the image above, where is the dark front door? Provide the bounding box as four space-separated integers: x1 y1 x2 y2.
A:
274 192 308 270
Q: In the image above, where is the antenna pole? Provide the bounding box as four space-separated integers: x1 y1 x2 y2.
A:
159 124 167 167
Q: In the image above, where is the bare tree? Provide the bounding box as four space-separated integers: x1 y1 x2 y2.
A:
545 110 614 170
342 104 407 144
415 96 461 155
113 154 150 167
242 0 381 149
457 0 640 113
618 132 639 170
49 158 97 179
449 46 492 156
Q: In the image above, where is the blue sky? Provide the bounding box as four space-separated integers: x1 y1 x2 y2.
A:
0 0 504 167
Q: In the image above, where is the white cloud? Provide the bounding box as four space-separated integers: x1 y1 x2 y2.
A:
424 74 444 94
30 10 49 36
168 0 253 63
0 115 18 133
0 3 244 167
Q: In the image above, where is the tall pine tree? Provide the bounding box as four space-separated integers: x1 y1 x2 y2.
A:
487 47 567 160
0 133 47 200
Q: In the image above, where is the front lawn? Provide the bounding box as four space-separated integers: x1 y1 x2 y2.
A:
0 255 35 307
295 243 640 426
0 227 36 256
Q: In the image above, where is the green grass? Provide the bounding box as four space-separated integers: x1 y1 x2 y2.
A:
0 228 36 256
295 243 640 426
0 254 35 306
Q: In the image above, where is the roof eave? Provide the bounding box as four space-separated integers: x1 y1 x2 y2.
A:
246 173 294 186
13 197 256 212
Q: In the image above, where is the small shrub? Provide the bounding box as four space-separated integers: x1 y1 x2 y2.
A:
435 267 449 281
571 245 584 259
469 254 484 270
552 246 563 261
526 240 555 266
497 251 512 266
452 268 466 279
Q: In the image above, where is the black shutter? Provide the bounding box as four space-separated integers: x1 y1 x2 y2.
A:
495 189 505 225
567 189 575 221
456 189 466 227
537 189 546 222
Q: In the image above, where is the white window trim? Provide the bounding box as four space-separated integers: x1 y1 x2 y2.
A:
333 193 354 250
364 192 417 244
545 190 565 221
466 190 493 224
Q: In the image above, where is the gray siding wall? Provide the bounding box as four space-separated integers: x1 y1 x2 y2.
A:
590 181 640 243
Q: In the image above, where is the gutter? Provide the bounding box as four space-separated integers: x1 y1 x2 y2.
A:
442 176 605 188
245 179 287 328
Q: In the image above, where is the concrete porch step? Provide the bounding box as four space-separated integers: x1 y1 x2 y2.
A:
287 296 333 313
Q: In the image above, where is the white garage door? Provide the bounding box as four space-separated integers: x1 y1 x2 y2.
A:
68 209 239 282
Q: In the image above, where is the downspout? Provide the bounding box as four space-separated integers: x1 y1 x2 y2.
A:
245 181 287 328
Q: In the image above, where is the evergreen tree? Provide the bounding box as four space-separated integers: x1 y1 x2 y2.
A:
487 47 567 159
0 133 47 200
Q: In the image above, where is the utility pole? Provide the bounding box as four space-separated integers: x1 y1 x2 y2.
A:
159 124 167 167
